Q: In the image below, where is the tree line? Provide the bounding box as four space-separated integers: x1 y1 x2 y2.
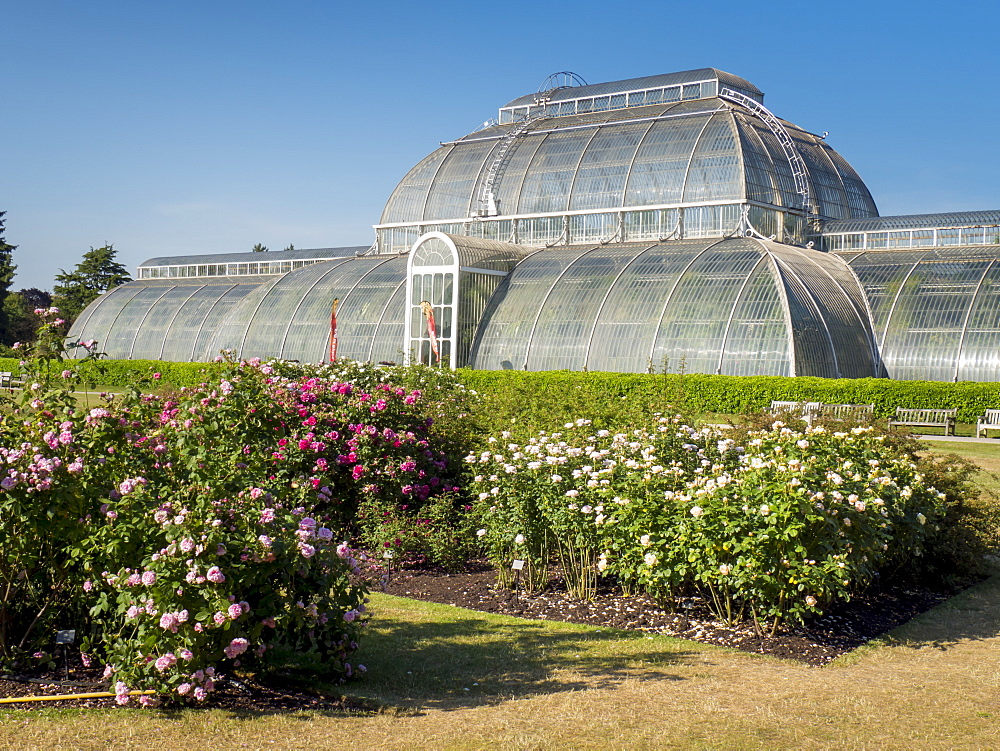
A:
0 210 298 350
0 211 131 349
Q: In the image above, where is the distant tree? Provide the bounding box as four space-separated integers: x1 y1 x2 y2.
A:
283 244 295 252
251 243 268 253
19 287 52 310
0 212 18 342
2 288 52 346
53 244 132 323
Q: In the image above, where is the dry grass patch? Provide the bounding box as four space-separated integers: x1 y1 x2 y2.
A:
3 578 999 749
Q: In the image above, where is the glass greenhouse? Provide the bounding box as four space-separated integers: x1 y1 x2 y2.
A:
68 67 1000 382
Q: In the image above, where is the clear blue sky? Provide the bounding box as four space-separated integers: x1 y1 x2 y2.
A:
4 0 999 290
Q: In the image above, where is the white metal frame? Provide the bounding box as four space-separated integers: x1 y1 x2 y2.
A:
496 78 762 124
404 232 460 368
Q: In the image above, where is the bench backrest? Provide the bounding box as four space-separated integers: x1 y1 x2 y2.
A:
769 400 822 416
980 409 1000 423
769 400 799 411
823 403 874 419
894 407 956 421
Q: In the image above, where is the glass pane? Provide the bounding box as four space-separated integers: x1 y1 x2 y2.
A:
569 122 648 210
517 130 599 214
624 113 709 206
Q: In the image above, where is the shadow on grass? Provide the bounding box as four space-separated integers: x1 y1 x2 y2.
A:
334 595 696 712
883 573 1000 651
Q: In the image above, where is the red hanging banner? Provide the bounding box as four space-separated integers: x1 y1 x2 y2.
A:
328 297 339 363
419 300 440 363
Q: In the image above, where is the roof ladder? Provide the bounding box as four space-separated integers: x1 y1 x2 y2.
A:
718 87 813 214
476 98 551 217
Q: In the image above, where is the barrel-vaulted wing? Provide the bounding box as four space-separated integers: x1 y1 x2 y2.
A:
470 237 883 378
839 246 1000 382
68 256 408 364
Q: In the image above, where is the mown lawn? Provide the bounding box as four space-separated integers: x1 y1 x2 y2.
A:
2 575 998 749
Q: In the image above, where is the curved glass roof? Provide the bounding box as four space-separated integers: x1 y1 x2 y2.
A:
824 210 1000 235
838 246 1000 382
470 238 882 378
380 99 876 226
69 257 408 364
66 278 272 360
201 256 407 363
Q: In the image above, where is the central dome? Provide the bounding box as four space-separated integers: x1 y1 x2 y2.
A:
378 69 877 244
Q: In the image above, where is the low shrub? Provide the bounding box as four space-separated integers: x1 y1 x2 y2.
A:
469 417 950 633
456 369 1000 430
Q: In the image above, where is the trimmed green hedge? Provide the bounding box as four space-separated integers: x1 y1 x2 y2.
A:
456 369 1000 426
4 357 999 426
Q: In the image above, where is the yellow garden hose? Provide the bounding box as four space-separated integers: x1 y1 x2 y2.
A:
0 689 156 703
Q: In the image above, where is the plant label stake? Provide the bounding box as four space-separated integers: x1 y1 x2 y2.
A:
55 630 75 681
511 559 524 600
383 549 395 583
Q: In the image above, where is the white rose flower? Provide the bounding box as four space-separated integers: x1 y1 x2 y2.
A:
514 534 525 545
690 506 704 517
640 534 651 547
643 552 657 567
476 529 487 537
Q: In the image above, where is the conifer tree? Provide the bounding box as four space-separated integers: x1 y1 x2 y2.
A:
53 244 131 323
0 213 18 342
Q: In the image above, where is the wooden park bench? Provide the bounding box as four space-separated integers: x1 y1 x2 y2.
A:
769 401 874 424
0 372 12 391
769 400 823 423
976 409 1000 438
888 407 957 436
821 403 875 421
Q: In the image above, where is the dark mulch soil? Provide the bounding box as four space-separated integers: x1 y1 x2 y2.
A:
1 562 969 713
0 659 369 714
379 560 967 666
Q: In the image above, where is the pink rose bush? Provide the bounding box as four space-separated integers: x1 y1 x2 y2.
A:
0 343 462 703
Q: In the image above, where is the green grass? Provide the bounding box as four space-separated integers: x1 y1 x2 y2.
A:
339 594 696 710
924 439 1000 498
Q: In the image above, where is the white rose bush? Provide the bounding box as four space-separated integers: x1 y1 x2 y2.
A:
469 417 948 633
